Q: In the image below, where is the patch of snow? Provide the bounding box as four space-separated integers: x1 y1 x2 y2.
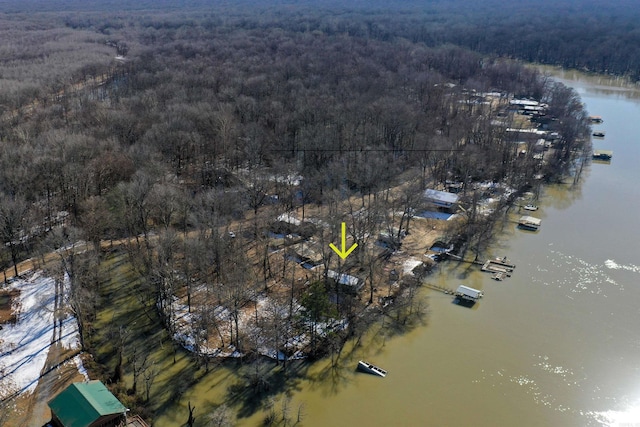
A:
73 355 89 381
276 213 301 226
59 314 81 350
307 217 329 228
403 258 423 275
0 271 83 397
0 273 56 395
167 288 325 360
274 174 303 186
55 240 87 254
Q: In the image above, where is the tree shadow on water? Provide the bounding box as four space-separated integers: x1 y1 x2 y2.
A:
227 358 308 421
304 353 353 397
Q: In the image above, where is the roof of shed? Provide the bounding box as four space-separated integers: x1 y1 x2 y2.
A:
48 381 127 427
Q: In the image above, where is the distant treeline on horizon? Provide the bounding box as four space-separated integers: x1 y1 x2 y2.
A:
2 0 639 80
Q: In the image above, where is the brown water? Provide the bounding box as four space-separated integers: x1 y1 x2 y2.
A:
157 73 640 427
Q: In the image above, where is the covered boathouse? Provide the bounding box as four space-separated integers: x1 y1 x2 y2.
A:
48 380 129 427
455 285 484 301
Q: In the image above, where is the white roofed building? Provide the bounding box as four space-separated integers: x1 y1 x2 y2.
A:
424 189 459 212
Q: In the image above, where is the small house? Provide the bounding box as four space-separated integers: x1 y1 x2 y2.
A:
287 241 324 268
272 213 317 238
48 381 127 427
326 269 364 293
509 99 540 107
423 189 459 212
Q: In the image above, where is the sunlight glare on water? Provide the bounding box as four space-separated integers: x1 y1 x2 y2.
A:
592 399 640 427
605 259 640 274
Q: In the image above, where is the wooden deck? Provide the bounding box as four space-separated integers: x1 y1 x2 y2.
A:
423 282 455 295
481 258 516 273
125 415 150 427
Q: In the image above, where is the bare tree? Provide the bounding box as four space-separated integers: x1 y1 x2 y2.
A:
187 401 196 427
142 360 159 402
0 193 28 278
207 404 233 427
128 347 149 396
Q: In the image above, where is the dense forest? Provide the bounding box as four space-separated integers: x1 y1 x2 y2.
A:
0 1 607 425
4 0 640 77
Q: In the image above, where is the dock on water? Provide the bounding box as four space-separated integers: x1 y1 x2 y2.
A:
492 272 508 281
454 285 484 301
481 258 516 274
423 282 455 295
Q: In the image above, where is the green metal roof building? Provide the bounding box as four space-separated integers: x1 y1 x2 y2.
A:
48 381 128 427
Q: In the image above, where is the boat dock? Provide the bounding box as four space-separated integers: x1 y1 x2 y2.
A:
358 360 387 377
481 258 516 274
455 285 484 301
444 252 484 266
518 215 542 231
593 150 613 160
423 282 455 295
492 272 508 281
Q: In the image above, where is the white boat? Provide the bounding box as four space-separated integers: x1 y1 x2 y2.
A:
358 360 387 377
523 204 538 211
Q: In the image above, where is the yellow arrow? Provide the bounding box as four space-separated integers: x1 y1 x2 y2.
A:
329 222 358 260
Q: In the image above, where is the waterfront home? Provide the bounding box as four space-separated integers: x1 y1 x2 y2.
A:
326 269 364 292
424 188 459 212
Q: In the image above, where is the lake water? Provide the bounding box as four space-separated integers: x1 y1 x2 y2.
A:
155 72 640 427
